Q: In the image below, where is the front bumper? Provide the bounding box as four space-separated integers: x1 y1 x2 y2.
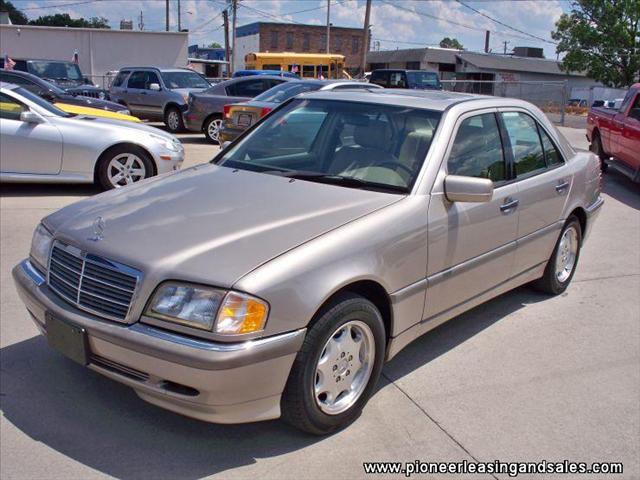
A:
150 144 185 175
219 125 244 143
12 259 305 424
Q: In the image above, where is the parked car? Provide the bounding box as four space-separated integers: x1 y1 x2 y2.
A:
369 69 442 90
233 69 299 79
587 83 640 182
184 75 291 143
220 79 382 142
12 89 603 434
1 57 108 99
0 83 183 189
109 67 211 133
0 70 139 121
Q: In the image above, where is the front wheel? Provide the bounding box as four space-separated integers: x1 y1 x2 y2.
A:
164 106 185 133
533 216 582 295
203 116 223 144
281 293 385 435
96 145 154 190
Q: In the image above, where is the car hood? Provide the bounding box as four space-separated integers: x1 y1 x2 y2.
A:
61 115 175 139
44 164 402 288
63 95 126 111
172 87 208 96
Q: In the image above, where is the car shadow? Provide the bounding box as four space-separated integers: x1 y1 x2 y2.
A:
0 183 99 198
1 285 549 478
602 170 639 210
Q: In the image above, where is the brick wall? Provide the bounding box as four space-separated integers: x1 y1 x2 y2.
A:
257 23 366 71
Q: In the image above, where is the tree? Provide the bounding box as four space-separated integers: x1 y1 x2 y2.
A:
552 0 639 87
28 13 110 29
207 42 222 49
439 37 464 50
0 0 28 25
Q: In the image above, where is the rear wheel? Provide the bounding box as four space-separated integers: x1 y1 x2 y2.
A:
590 133 608 172
164 106 184 133
96 145 154 190
204 115 223 144
281 293 385 435
533 216 582 295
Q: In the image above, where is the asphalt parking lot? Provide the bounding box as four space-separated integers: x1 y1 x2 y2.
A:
1 127 638 480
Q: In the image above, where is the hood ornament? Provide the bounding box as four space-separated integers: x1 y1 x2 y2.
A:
88 216 105 242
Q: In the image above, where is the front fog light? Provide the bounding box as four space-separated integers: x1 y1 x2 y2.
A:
30 223 53 270
146 283 225 330
215 292 268 335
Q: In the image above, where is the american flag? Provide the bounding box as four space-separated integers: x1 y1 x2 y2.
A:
3 54 16 70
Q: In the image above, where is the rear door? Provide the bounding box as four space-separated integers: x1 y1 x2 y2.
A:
0 92 63 175
498 110 571 275
619 91 640 168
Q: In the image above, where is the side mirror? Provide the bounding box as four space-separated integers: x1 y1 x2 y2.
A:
40 90 55 102
149 83 161 91
444 175 494 203
20 110 43 124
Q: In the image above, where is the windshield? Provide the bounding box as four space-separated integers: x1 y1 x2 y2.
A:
216 99 441 193
253 82 321 104
15 87 72 117
406 71 440 88
29 61 83 81
161 71 210 89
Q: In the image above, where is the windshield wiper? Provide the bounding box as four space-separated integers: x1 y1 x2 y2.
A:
265 170 409 193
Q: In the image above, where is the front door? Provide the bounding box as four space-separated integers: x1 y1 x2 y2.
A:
619 92 640 168
0 92 63 174
425 110 518 320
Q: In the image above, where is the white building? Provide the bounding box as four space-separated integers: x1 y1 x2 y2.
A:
0 25 188 79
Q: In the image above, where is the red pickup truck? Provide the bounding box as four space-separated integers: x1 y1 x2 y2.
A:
587 83 640 183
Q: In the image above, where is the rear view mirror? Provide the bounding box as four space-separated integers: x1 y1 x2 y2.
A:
20 111 43 124
149 83 161 91
444 175 494 203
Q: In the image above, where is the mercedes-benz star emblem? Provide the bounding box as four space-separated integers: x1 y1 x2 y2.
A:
89 216 105 242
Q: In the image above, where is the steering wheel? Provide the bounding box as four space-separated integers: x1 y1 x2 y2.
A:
377 161 413 177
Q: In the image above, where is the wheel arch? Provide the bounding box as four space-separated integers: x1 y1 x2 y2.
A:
568 206 587 238
163 102 182 118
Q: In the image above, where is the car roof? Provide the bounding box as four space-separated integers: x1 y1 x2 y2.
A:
0 70 45 82
298 88 500 111
119 67 197 73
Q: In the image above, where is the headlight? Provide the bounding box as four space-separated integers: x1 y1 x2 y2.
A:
145 283 268 334
117 109 131 116
149 133 180 152
30 223 53 271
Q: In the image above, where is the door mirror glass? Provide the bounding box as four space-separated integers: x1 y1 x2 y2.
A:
20 110 43 124
149 83 161 91
444 175 494 203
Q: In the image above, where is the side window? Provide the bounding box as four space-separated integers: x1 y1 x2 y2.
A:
112 70 130 87
448 113 506 182
127 71 146 89
229 79 268 97
389 72 406 88
500 112 546 177
0 93 25 120
618 89 635 113
145 71 160 89
369 72 388 87
539 128 564 166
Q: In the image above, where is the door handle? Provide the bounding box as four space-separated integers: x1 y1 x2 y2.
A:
500 197 519 213
555 180 570 194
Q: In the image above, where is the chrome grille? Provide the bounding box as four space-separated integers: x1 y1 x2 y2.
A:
48 242 140 322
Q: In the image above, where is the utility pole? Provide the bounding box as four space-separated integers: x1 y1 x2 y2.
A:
231 0 237 75
326 0 331 54
165 0 169 31
138 10 144 30
360 0 372 76
484 31 490 53
177 0 181 31
223 9 230 76
503 40 510 55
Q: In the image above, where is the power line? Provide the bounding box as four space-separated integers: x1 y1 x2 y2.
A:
455 0 558 45
18 0 101 10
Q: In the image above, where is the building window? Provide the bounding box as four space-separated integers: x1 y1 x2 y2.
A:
352 37 360 54
286 32 294 50
335 35 343 52
270 31 279 49
303 33 310 51
406 61 420 70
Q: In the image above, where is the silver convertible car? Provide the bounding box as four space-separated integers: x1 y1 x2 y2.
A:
0 83 184 190
13 89 603 434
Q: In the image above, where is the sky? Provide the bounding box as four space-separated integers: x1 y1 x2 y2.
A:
10 0 571 58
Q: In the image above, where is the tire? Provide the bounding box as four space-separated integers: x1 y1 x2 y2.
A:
590 133 608 172
164 106 185 133
533 216 582 295
281 293 386 435
96 145 155 190
203 115 223 144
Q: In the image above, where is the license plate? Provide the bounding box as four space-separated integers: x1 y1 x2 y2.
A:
237 113 252 127
45 314 89 365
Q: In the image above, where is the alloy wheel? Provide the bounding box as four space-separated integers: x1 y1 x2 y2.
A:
555 225 578 282
107 153 146 188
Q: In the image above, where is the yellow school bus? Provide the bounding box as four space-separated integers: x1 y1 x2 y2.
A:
244 52 347 79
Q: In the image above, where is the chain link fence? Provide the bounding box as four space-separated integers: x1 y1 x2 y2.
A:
440 80 572 126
